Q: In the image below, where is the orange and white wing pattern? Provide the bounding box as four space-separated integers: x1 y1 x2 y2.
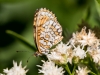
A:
33 8 63 54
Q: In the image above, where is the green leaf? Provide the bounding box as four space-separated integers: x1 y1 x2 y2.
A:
96 0 100 4
95 0 100 16
6 30 36 51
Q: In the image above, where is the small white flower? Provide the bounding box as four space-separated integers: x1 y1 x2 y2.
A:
87 46 100 63
1 60 28 75
78 29 98 46
66 47 74 64
55 42 68 54
76 66 90 75
47 42 73 64
37 60 65 75
73 45 86 59
47 51 67 64
69 27 87 46
69 27 98 47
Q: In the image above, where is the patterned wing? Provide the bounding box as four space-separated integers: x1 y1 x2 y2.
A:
33 8 63 54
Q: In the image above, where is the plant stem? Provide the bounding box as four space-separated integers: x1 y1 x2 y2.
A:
64 64 72 75
71 64 76 75
6 30 36 51
89 71 97 75
89 58 100 75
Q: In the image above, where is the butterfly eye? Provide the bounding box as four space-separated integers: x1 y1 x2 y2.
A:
33 8 63 55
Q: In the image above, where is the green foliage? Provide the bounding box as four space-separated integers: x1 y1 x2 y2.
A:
0 0 100 75
95 0 100 16
6 30 36 51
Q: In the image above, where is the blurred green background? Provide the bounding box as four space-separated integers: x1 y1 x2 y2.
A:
0 0 100 75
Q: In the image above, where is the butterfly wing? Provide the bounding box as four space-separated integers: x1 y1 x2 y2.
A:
33 8 63 54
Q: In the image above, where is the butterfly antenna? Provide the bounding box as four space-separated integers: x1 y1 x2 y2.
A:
16 50 32 53
27 54 33 63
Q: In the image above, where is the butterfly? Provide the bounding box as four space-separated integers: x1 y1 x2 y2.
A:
33 8 63 55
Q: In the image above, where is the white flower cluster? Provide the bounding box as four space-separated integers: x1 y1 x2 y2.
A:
38 27 100 75
0 61 28 75
37 60 65 75
47 27 100 64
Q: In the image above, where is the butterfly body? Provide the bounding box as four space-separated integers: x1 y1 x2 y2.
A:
33 8 63 55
